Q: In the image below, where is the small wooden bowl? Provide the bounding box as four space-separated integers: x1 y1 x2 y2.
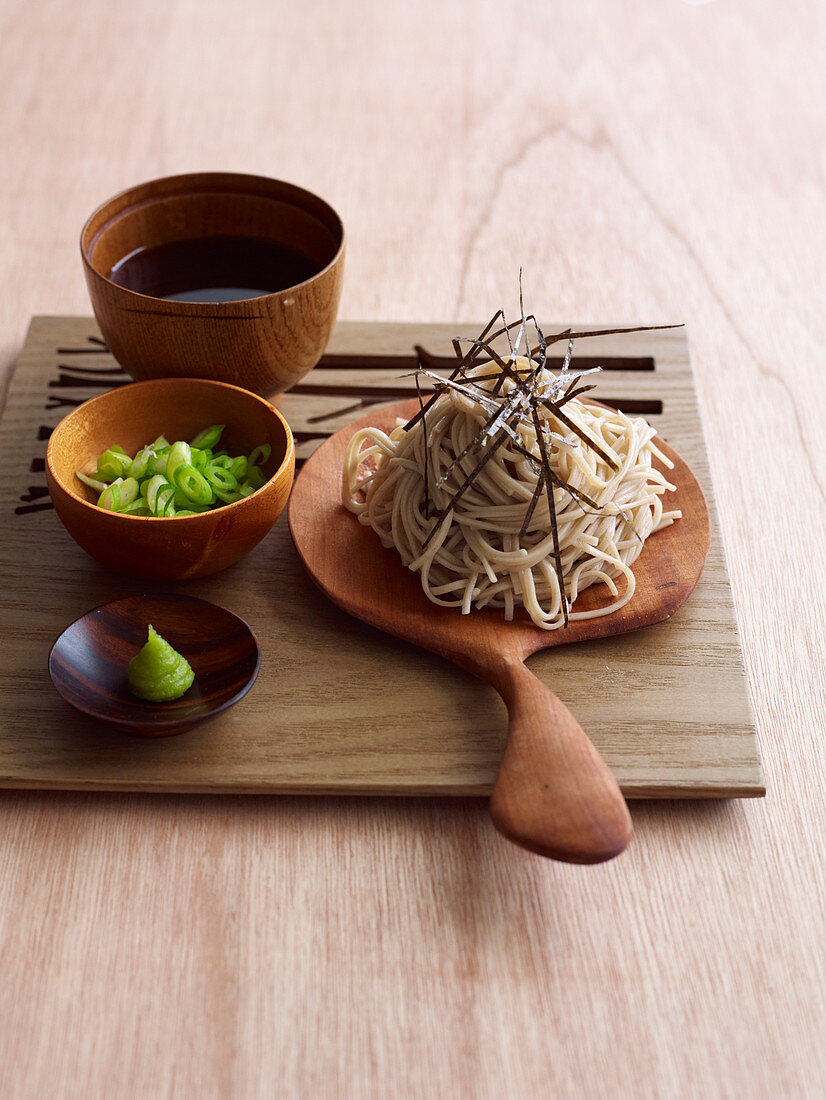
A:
49 594 261 737
81 172 345 397
46 378 295 580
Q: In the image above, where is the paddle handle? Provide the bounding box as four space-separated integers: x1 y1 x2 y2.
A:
488 660 632 863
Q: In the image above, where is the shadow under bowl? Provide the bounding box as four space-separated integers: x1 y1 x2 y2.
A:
81 171 345 397
49 594 261 737
46 377 295 580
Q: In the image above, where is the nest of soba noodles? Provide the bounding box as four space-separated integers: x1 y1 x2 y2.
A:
343 305 682 630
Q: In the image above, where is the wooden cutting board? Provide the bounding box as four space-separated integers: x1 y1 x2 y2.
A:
0 317 763 797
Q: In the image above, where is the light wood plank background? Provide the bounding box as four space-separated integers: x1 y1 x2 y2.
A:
0 1 823 1097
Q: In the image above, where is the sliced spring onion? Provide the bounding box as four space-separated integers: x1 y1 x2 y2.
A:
98 477 139 512
245 467 266 491
173 489 211 512
229 455 249 481
77 471 108 494
97 448 132 481
204 465 238 494
121 499 152 516
77 427 272 517
97 477 122 511
165 441 192 486
156 488 176 516
248 443 271 467
145 475 174 516
173 464 214 506
190 424 225 450
128 446 156 480
209 454 233 470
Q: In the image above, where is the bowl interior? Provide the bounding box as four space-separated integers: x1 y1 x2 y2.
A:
49 379 292 508
82 173 343 294
49 593 261 735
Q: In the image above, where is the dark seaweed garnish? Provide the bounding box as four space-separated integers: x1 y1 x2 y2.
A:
402 301 682 624
531 399 569 624
415 360 431 519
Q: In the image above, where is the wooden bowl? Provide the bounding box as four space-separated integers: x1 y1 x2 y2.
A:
49 594 261 737
81 172 345 397
46 378 295 580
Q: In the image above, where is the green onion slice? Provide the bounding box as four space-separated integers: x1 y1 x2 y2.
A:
229 455 249 480
128 446 155 480
190 424 225 450
149 453 169 477
245 467 266 491
165 441 192 486
173 464 214 506
121 499 152 516
77 471 108 494
97 448 132 481
248 444 271 467
204 465 238 494
78 427 272 518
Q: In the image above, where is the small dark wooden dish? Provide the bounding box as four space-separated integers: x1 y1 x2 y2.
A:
49 594 261 737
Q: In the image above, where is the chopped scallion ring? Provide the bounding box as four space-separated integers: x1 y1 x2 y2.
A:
76 427 273 517
190 424 225 450
248 444 271 467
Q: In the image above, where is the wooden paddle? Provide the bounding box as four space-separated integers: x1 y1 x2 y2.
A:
288 400 710 864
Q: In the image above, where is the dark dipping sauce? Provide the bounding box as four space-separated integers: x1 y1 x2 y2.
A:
107 236 322 302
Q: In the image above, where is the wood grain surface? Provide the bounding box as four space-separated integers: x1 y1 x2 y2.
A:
1 2 824 1098
0 317 760 800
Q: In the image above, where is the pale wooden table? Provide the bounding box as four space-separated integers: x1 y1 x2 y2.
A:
0 2 824 1097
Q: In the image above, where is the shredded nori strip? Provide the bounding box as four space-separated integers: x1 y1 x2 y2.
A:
400 305 683 623
415 365 431 519
433 352 547 489
403 312 514 433
435 399 514 489
508 439 601 511
560 335 574 373
405 314 545 433
560 383 598 405
519 470 546 539
533 390 621 471
531 400 569 624
529 322 683 361
405 368 499 411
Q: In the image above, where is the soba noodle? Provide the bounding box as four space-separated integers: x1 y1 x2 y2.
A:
342 354 680 630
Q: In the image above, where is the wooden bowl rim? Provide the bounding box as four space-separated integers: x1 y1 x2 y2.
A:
80 170 345 305
46 377 295 523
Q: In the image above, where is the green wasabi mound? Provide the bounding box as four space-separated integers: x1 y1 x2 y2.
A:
127 625 195 702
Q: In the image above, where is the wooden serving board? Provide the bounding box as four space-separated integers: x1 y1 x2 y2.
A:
0 317 763 797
